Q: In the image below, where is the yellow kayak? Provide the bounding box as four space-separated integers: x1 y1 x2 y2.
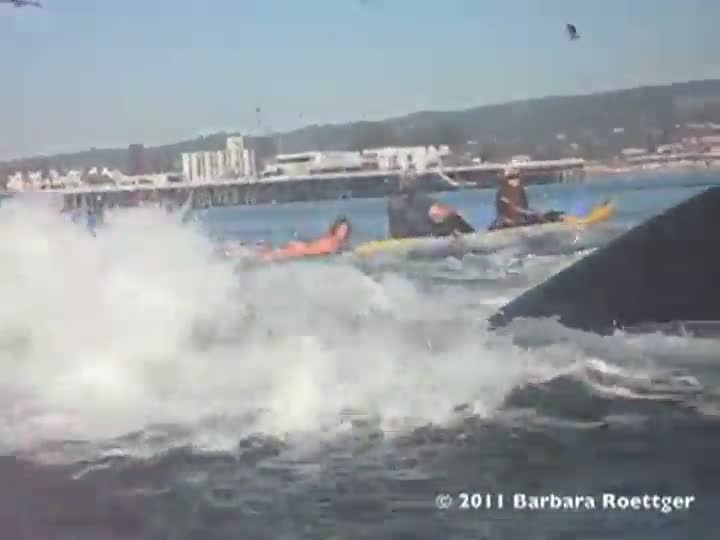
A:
354 201 616 258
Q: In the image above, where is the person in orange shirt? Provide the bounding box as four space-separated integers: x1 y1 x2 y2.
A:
258 216 352 261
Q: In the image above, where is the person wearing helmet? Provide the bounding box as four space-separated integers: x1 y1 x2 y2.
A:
387 172 475 239
489 166 564 230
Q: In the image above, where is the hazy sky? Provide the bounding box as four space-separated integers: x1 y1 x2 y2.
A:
1 0 718 160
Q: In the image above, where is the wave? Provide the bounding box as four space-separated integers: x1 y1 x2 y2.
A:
0 198 716 467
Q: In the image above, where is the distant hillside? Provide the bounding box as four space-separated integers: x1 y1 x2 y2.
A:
4 79 720 174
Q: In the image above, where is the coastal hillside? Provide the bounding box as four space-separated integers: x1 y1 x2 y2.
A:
4 79 720 173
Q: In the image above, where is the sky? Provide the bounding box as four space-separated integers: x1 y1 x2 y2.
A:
1 0 719 160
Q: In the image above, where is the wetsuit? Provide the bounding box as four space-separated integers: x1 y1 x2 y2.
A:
491 181 564 230
387 189 474 239
495 180 530 227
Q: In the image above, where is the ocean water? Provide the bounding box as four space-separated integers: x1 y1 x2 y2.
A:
1 170 719 539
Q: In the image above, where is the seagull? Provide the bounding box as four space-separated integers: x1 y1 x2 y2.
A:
566 23 580 41
1 0 43 8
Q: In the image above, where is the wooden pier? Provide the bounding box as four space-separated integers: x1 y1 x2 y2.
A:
13 159 586 211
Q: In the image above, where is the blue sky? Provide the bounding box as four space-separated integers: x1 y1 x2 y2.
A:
1 0 718 159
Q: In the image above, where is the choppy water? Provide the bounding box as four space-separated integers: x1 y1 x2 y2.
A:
2 171 720 539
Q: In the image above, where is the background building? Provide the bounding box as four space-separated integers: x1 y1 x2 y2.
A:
361 145 451 172
127 144 146 176
181 136 257 182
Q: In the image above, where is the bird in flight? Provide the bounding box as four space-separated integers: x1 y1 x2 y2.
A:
0 0 43 7
566 23 580 40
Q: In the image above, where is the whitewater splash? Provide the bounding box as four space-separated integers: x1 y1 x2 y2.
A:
0 197 713 464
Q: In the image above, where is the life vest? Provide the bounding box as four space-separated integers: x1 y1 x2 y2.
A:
496 180 529 224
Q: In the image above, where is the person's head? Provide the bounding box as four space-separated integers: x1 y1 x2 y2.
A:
502 165 522 187
328 216 352 242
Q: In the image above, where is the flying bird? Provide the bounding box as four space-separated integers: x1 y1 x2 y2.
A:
566 23 580 40
0 0 43 7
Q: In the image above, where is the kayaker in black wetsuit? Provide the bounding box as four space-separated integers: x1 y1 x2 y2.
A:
387 172 475 239
489 166 565 230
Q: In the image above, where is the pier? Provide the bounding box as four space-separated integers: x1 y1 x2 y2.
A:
12 159 586 211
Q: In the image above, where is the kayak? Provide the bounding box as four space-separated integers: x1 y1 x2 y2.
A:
230 202 615 266
353 201 616 258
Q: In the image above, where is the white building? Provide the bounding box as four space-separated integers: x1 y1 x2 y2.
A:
656 143 685 154
243 148 256 177
181 136 257 182
7 172 24 192
260 145 453 177
621 147 648 158
260 151 366 177
361 145 451 172
65 170 83 186
5 166 179 192
699 135 720 146
226 136 246 175
6 170 56 191
181 153 192 182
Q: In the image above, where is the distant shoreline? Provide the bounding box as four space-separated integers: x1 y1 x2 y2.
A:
585 160 720 180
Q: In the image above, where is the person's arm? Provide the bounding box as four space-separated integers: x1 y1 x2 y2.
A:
429 203 475 234
387 198 402 238
499 193 539 219
495 189 505 216
519 186 529 210
448 215 475 234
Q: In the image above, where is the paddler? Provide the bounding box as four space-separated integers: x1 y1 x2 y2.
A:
490 166 564 230
258 216 352 261
387 172 475 239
